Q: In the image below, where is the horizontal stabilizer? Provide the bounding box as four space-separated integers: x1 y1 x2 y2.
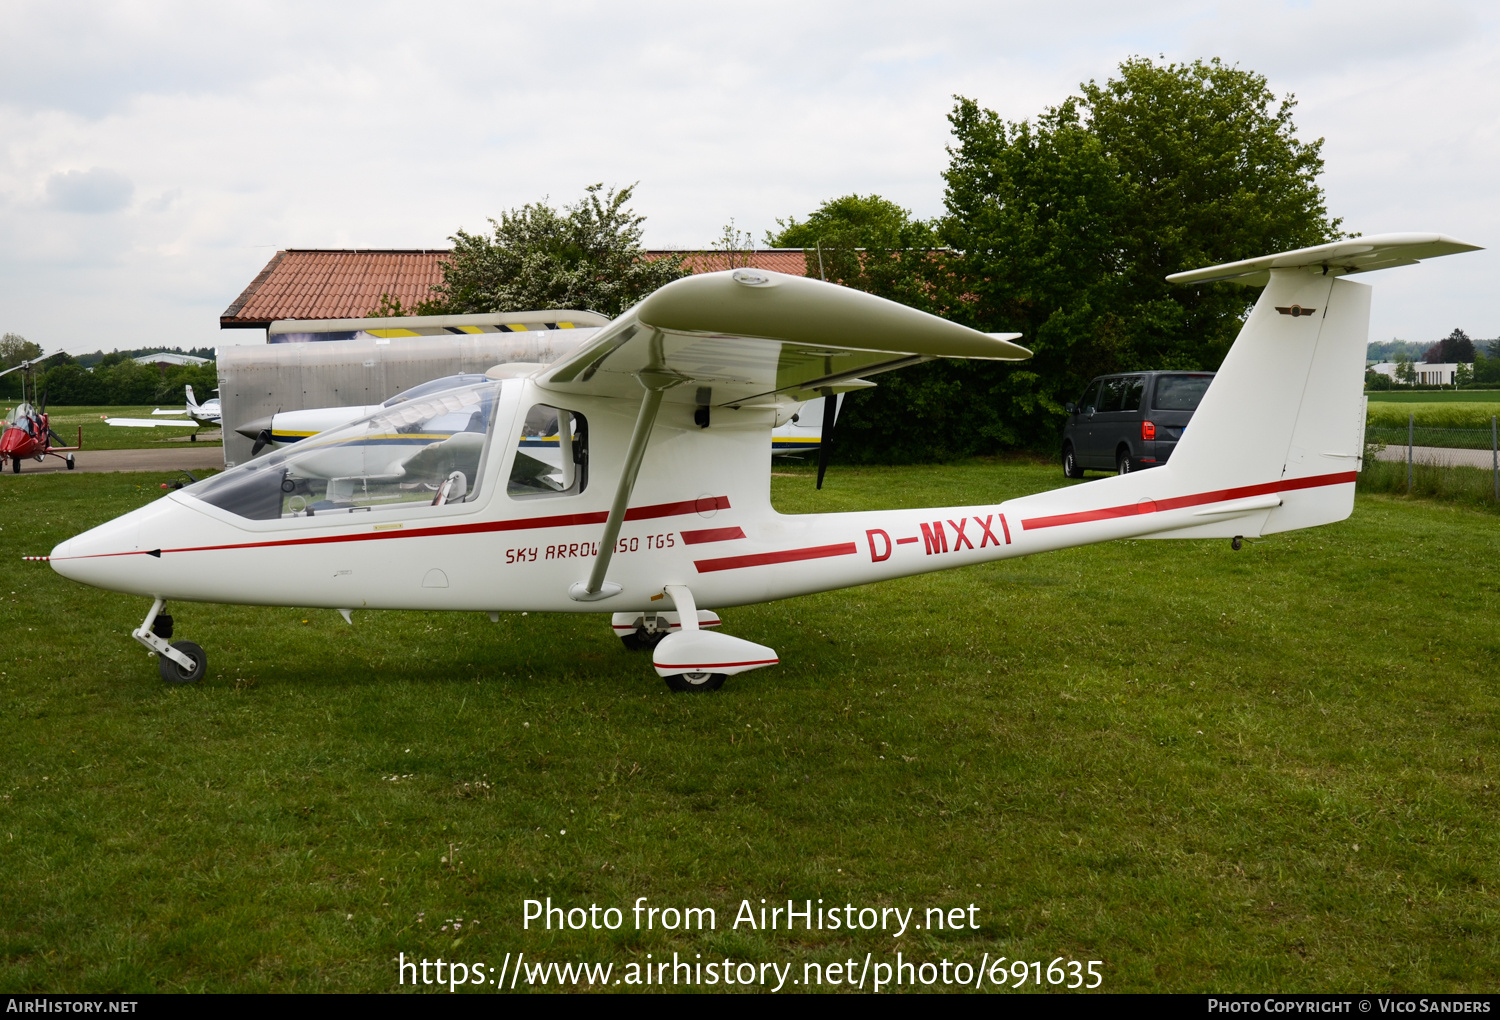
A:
1167 233 1482 287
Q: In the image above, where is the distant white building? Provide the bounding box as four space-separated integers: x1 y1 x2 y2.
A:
132 351 209 367
1370 362 1459 386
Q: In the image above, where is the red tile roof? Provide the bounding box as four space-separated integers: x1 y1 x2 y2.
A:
221 249 810 328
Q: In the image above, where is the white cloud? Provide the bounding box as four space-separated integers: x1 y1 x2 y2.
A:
43 167 134 214
0 0 1494 353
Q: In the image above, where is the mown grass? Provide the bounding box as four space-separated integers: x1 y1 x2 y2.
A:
14 405 222 452
1 462 1497 993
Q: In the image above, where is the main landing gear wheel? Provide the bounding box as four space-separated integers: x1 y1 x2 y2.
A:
663 671 726 693
189 432 197 442
1117 449 1133 475
1063 444 1084 479
66 454 75 470
158 641 207 684
10 458 18 474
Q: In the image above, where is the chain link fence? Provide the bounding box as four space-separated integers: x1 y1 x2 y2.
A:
1362 414 1500 506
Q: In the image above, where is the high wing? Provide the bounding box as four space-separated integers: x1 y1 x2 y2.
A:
537 268 1028 406
534 268 1031 602
106 417 203 429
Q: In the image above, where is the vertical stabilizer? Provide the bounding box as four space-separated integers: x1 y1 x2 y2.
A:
1162 270 1368 534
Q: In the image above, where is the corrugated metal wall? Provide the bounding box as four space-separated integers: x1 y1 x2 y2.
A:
215 333 592 467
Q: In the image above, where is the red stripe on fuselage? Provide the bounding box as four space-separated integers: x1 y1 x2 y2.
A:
1019 472 1357 531
693 542 858 573
59 495 732 560
679 526 746 545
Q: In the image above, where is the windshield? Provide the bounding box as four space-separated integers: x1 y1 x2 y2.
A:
382 374 492 407
1152 374 1213 411
186 382 501 520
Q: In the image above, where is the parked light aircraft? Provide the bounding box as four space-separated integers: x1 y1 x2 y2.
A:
106 385 222 439
44 234 1478 690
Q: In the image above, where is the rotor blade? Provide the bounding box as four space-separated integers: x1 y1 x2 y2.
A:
815 389 836 490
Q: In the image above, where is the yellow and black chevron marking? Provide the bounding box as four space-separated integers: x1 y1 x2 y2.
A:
362 322 579 339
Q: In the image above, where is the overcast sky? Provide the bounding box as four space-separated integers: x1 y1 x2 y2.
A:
1 0 1496 354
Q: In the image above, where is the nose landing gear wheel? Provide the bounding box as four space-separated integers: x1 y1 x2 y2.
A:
158 641 207 684
663 671 726 692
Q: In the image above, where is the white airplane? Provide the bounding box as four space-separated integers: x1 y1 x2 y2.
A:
106 385 222 440
44 234 1477 691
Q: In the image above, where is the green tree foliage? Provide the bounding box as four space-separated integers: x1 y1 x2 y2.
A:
424 184 687 318
815 57 1344 461
1425 328 1475 364
765 194 941 307
0 333 45 398
38 359 217 406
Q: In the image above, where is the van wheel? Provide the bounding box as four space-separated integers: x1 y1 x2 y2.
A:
1063 444 1084 479
1117 450 1133 475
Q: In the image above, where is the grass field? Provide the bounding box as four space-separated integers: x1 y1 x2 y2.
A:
1 462 1497 993
7 405 223 452
1367 391 1500 404
1366 402 1500 431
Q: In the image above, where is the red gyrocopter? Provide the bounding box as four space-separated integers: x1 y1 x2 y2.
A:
0 358 81 473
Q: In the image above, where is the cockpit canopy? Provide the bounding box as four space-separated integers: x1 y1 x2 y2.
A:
186 382 500 520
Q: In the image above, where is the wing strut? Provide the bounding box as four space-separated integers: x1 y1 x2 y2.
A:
569 365 679 601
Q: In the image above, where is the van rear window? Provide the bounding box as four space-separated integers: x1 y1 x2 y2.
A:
1152 374 1212 411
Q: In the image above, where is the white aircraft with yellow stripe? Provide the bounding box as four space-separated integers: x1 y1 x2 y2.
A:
44 235 1478 691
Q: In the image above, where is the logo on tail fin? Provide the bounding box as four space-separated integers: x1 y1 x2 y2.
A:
1275 304 1317 317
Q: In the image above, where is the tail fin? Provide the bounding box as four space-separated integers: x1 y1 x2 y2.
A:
1006 234 1479 547
1150 233 1478 538
184 384 199 412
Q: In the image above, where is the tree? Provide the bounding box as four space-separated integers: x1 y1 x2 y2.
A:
424 184 687 318
765 194 940 301
1395 356 1415 385
827 56 1342 460
1 333 45 399
1454 362 1473 387
1426 328 1474 364
1 332 42 368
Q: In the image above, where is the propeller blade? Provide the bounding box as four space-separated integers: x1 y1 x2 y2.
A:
250 428 272 456
815 389 836 490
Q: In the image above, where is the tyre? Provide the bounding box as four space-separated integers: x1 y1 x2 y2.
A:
621 630 666 651
66 454 75 470
189 432 197 442
158 641 207 684
663 671 726 693
1062 444 1084 479
10 458 18 474
1116 449 1133 475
